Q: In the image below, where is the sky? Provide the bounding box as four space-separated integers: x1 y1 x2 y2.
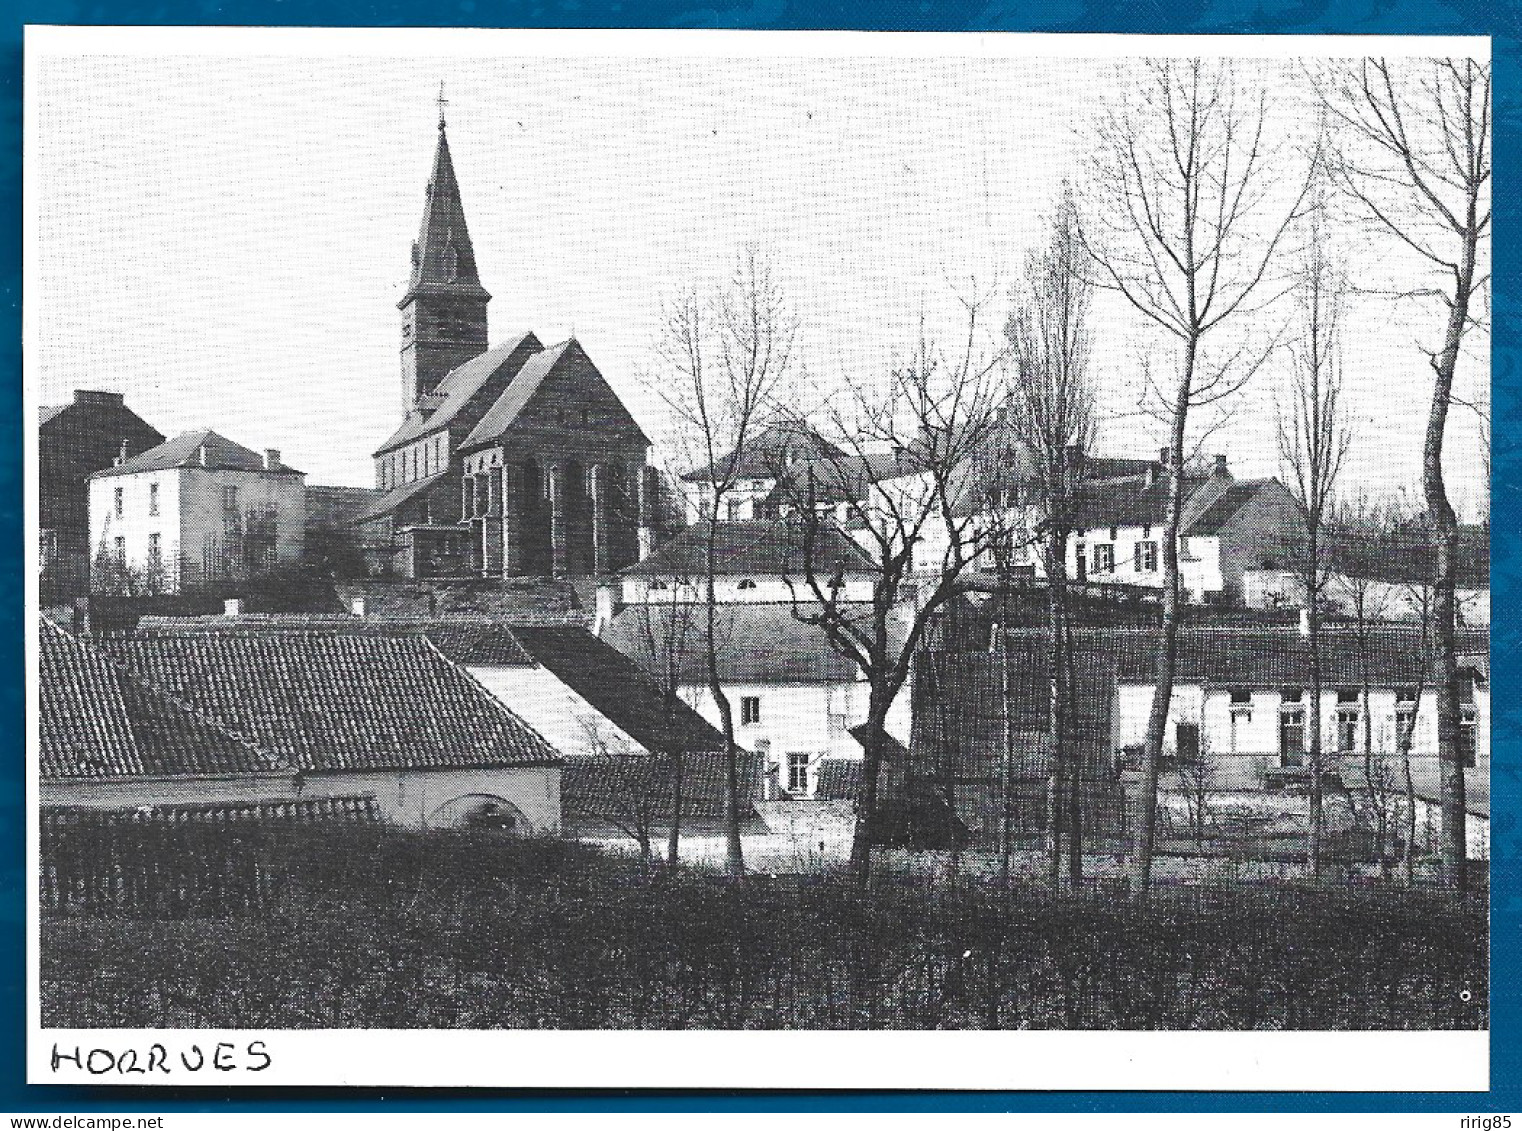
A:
27 31 1490 520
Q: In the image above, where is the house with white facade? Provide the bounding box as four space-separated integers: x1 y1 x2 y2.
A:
617 518 877 606
679 422 847 524
1099 625 1490 858
601 601 911 798
88 430 306 594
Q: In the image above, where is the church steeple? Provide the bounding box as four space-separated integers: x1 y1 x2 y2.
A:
398 96 491 411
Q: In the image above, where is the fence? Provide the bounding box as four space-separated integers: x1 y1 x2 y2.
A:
40 798 381 918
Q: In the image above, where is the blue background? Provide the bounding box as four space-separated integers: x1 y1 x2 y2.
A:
0 0 1512 1115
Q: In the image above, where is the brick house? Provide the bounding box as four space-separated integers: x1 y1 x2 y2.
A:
39 390 163 603
358 115 653 579
87 430 306 595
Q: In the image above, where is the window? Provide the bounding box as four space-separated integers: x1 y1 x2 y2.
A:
1459 708 1478 768
1074 542 1087 581
788 753 810 794
648 579 668 591
148 483 159 516
726 499 743 521
1228 689 1251 752
737 579 758 591
1133 540 1158 573
222 485 239 513
1109 526 1118 541
112 536 125 565
1175 722 1200 764
1279 689 1305 767
1337 690 1361 753
1395 687 1419 749
113 487 123 517
147 533 161 565
741 696 761 725
1092 543 1115 575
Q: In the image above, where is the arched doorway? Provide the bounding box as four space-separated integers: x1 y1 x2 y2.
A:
429 793 528 832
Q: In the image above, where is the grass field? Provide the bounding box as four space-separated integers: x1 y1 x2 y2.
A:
39 825 1487 1030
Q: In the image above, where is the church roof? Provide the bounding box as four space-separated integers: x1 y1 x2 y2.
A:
373 331 541 456
399 123 490 308
90 430 302 479
351 468 450 525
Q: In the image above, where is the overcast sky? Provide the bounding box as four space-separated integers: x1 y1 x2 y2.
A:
27 32 1490 519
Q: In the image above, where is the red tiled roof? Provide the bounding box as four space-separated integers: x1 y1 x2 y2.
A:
101 630 560 773
39 618 284 780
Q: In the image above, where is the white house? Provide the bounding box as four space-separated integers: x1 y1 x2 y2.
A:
679 422 848 524
618 519 878 606
1101 625 1490 857
601 601 912 798
88 430 306 594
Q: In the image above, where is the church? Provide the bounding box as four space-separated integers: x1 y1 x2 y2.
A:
355 106 655 579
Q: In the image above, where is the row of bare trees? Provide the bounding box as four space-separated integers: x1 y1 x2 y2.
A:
643 55 1487 895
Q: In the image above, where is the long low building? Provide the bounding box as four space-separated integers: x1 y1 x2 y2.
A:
42 616 563 832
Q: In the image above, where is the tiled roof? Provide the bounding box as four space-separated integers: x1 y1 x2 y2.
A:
1082 625 1491 688
373 332 540 455
41 796 384 827
101 630 561 773
561 749 764 822
681 422 847 483
622 518 874 579
603 602 870 685
351 469 450 524
509 625 728 754
39 618 284 780
90 430 302 479
459 340 575 449
814 756 864 800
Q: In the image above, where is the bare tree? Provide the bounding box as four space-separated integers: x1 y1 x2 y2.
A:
1276 197 1352 880
1313 57 1490 892
1079 58 1316 895
775 289 1007 889
650 246 799 879
1005 185 1097 888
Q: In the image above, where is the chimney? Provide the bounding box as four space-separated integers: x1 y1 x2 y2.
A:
349 596 366 618
1298 607 1310 637
224 598 243 618
1213 454 1229 476
263 449 281 471
114 440 128 467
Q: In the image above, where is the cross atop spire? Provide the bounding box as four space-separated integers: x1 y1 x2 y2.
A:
436 81 449 131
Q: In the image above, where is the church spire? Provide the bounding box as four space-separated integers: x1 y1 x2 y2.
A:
398 94 491 410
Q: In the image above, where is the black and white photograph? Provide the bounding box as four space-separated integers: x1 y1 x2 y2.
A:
25 28 1490 1089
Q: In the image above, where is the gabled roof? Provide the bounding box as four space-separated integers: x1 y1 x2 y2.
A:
399 122 490 308
682 422 847 483
461 340 577 448
39 618 283 780
101 630 561 773
621 519 874 579
90 430 302 479
603 602 871 685
373 331 541 455
1068 471 1223 532
508 625 728 755
1185 479 1287 536
351 469 450 525
38 404 67 426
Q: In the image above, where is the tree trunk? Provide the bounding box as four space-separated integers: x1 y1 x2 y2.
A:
1425 208 1478 895
1130 338 1195 897
849 696 892 889
1306 545 1324 881
666 745 684 870
703 519 745 881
